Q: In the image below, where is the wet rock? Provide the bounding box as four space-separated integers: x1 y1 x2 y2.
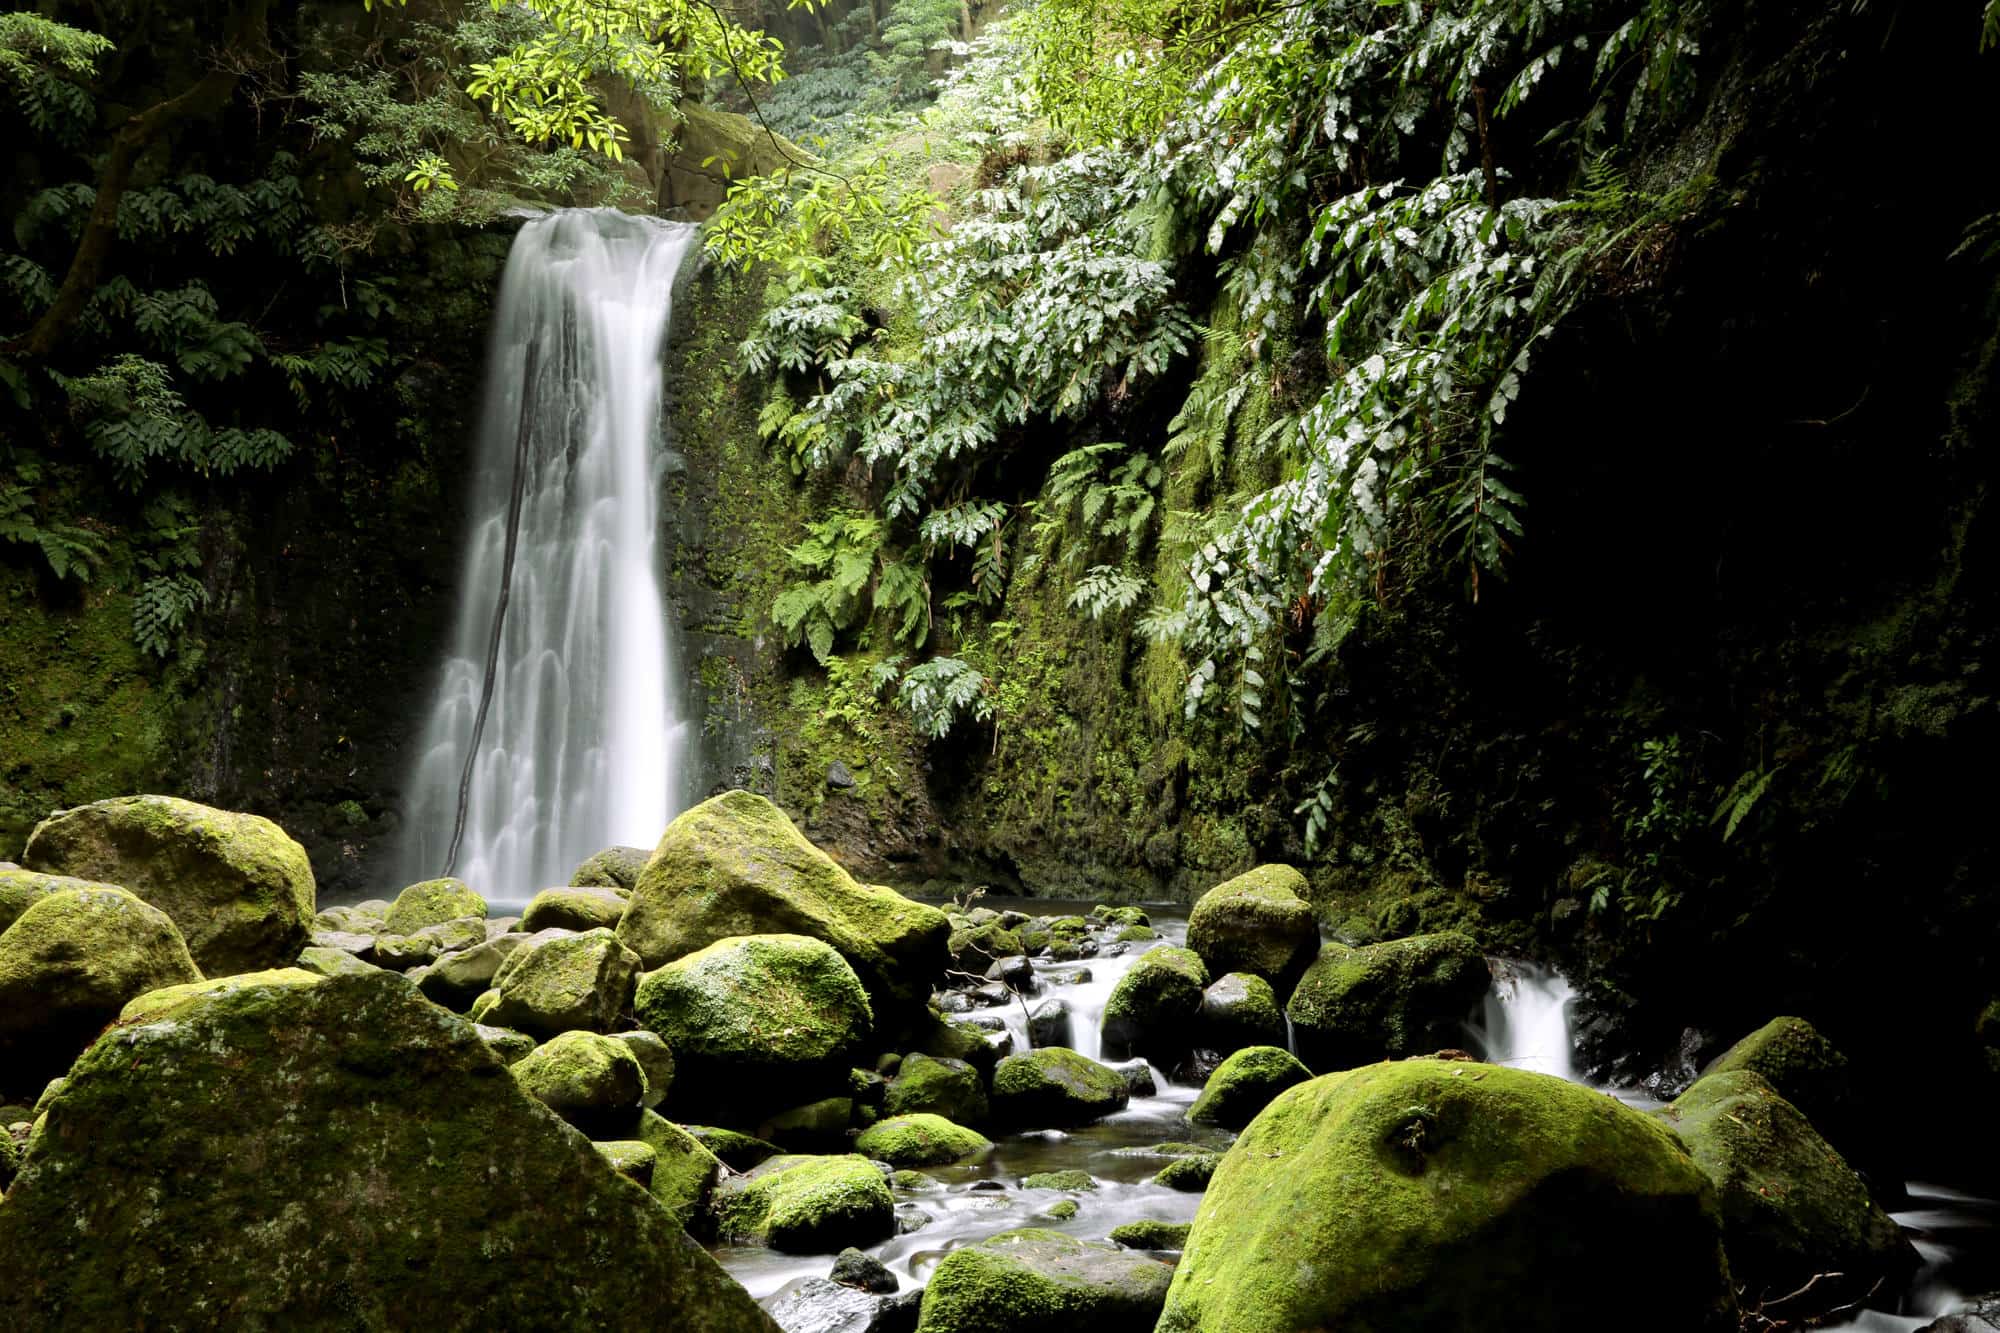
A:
949 923 1023 974
914 1228 1174 1333
638 933 874 1122
1187 1046 1311 1131
511 1030 648 1134
618 791 949 1038
117 968 323 1025
715 1154 897 1253
1022 1169 1097 1191
1197 971 1287 1054
1109 1221 1190 1251
413 934 524 1009
0 972 773 1330
473 1024 536 1065
831 1246 899 1293
521 886 629 933
1028 997 1073 1049
1661 1069 1917 1314
635 1111 726 1229
1701 1016 1860 1158
827 761 857 789
760 1097 858 1153
895 1204 934 1234
1156 1059 1736 1333
1284 932 1488 1072
296 944 380 978
854 1114 991 1167
884 1053 988 1126
684 1124 783 1172
484 927 641 1037
383 876 487 936
1921 1296 2000 1332
0 887 203 1090
991 1048 1130 1127
615 1029 676 1108
984 955 1038 994
1153 1153 1220 1191
569 845 650 891
1108 1059 1158 1098
1101 945 1209 1064
1185 865 1319 996
22 795 316 975
371 932 442 971
1092 906 1151 928
763 1277 918 1333
595 1138 656 1185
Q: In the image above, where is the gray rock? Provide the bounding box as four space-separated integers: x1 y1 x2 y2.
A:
615 1030 676 1108
830 1246 898 1293
763 1277 918 1333
826 761 856 790
415 935 525 1010
1028 999 1073 1049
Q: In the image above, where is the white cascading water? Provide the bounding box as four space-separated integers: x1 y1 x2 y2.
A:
399 209 697 903
1477 960 1579 1081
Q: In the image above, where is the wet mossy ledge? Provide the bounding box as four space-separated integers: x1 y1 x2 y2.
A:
0 786 1946 1326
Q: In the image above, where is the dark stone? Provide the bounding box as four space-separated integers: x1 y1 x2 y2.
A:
827 762 856 790
830 1246 899 1293
1029 999 1073 1049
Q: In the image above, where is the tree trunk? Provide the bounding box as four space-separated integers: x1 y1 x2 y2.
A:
9 0 271 362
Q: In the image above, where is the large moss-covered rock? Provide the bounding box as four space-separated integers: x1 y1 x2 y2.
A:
383 877 487 935
117 967 323 1024
636 933 874 1121
522 886 629 934
991 1048 1130 1127
714 1153 896 1253
1198 971 1287 1053
1101 945 1208 1063
413 934 523 1009
636 1111 726 1229
914 1228 1174 1333
1663 1070 1915 1310
1185 865 1320 994
571 845 651 891
0 868 121 935
0 887 203 1091
1702 1017 1859 1155
1157 1059 1735 1333
1285 932 1488 1072
618 791 948 1035
512 1030 649 1132
0 972 775 1330
22 795 314 975
884 1052 988 1126
484 927 641 1037
854 1113 991 1166
1187 1045 1311 1130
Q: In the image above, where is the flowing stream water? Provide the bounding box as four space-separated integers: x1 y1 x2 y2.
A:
399 209 697 902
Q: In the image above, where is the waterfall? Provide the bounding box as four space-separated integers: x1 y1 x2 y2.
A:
398 208 698 903
1477 961 1579 1082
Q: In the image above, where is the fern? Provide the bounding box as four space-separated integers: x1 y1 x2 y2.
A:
0 479 108 581
131 573 207 658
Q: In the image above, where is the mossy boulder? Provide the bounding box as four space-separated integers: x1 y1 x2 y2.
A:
714 1153 897 1253
1187 1045 1311 1130
616 1029 676 1109
914 1010 1005 1079
884 1052 989 1126
1109 1220 1190 1251
484 927 641 1037
0 1122 16 1189
686 1125 783 1172
1154 1152 1221 1191
854 1113 991 1166
0 887 203 1091
1662 1070 1916 1311
382 877 487 935
948 921 1023 972
618 792 948 1036
595 1138 657 1185
1702 1017 1860 1156
1185 865 1320 994
1092 906 1150 928
297 944 381 978
511 1030 649 1133
635 933 874 1122
22 795 314 975
1101 945 1209 1064
0 868 121 935
636 1111 725 1229
1284 932 1488 1072
117 968 324 1025
1022 1169 1097 1191
521 886 630 934
570 845 650 890
474 1024 537 1065
0 972 775 1330
1197 971 1287 1053
413 935 522 1009
1157 1059 1736 1333
758 1096 857 1152
991 1048 1130 1127
914 1228 1174 1333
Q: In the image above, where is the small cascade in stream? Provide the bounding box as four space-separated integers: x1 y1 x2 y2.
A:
399 209 698 902
1476 961 1580 1082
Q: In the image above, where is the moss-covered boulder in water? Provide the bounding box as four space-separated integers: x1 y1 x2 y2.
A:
0 887 203 1091
1285 932 1488 1072
1101 945 1209 1064
854 1113 991 1166
686 1125 783 1172
884 1052 989 1126
1662 1070 1916 1309
571 845 650 890
522 886 630 934
991 1048 1130 1127
636 933 874 1121
1198 971 1287 1053
0 868 123 935
512 1030 649 1132
22 795 314 975
617 791 948 1035
1702 1016 1859 1154
1154 1152 1221 1191
117 967 324 1024
484 927 641 1037
914 1228 1174 1333
714 1153 897 1253
948 921 1022 971
1157 1059 1735 1333
1109 1220 1190 1251
1186 865 1320 994
0 972 776 1330
1187 1045 1311 1130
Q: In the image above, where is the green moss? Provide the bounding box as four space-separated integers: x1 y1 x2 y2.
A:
990 1048 1130 1127
914 1228 1175 1333
1187 1046 1311 1130
682 1124 782 1172
0 868 122 935
884 1052 989 1125
1046 1198 1079 1220
1022 1169 1097 1191
1701 1017 1855 1149
1156 1060 1735 1333
1284 932 1488 1072
1186 864 1319 988
568 845 650 890
116 967 324 1024
1153 1153 1220 1191
1101 945 1208 1063
714 1153 897 1253
484 928 641 1038
593 1139 656 1183
1197 971 1286 1050
519 886 626 933
854 1112 991 1166
383 877 487 935
634 1111 723 1228
510 1030 647 1131
1109 1220 1190 1250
